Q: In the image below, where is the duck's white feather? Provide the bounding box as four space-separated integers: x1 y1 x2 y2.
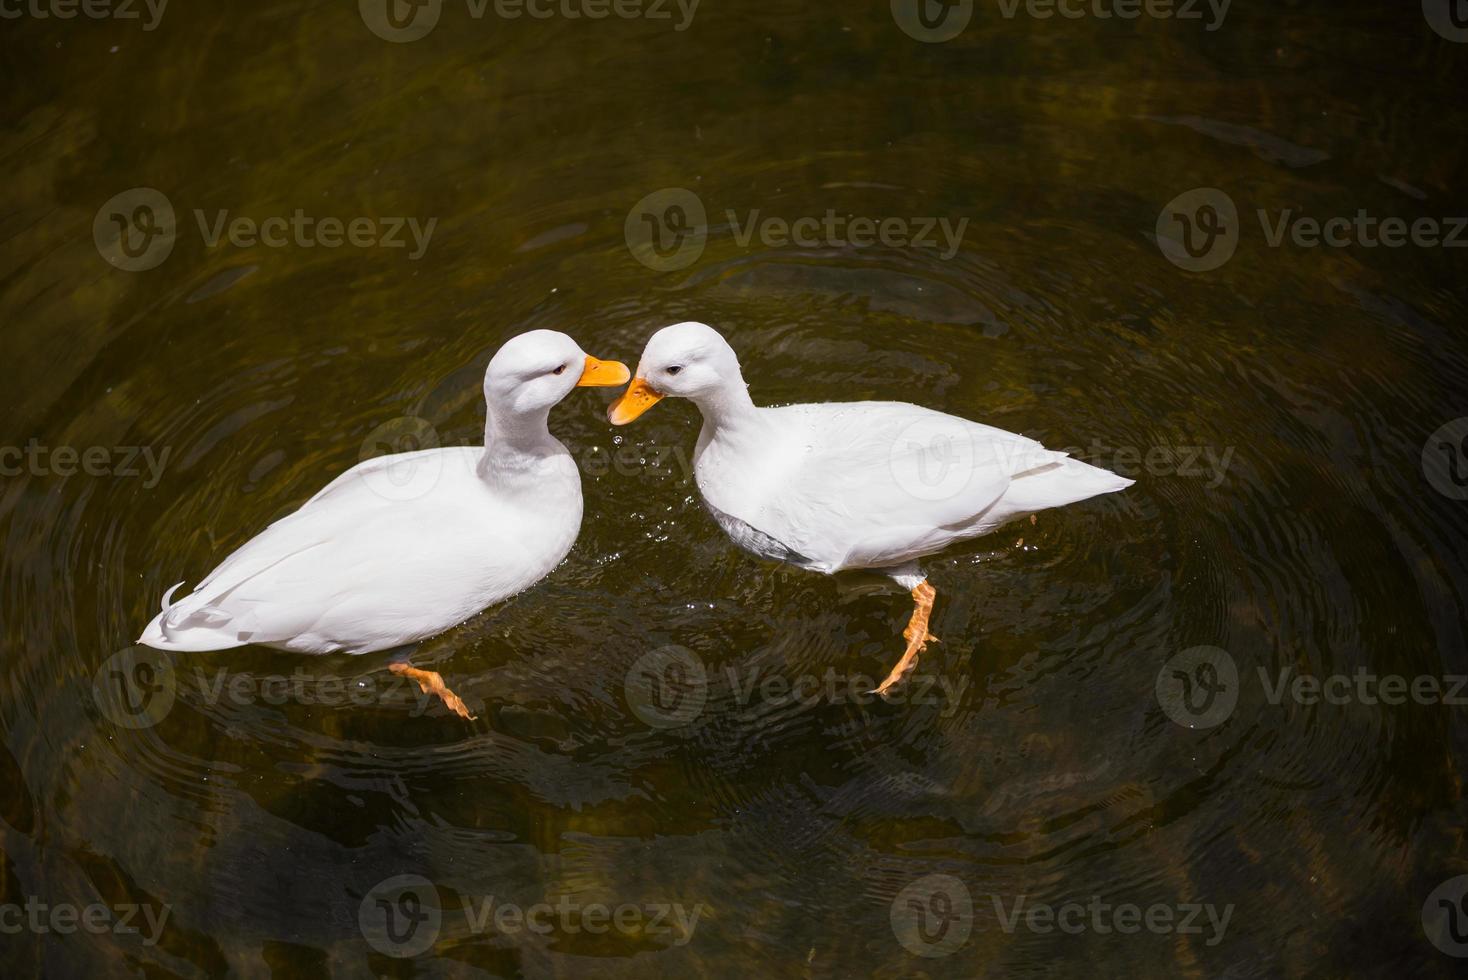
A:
138 448 581 653
618 321 1133 580
136 329 619 657
694 401 1129 573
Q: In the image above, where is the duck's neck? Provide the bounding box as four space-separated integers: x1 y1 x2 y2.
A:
692 377 766 448
477 405 566 487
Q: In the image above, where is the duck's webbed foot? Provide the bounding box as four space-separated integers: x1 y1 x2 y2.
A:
390 662 476 720
872 580 939 697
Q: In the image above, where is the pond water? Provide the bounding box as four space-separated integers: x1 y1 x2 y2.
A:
2 2 1467 977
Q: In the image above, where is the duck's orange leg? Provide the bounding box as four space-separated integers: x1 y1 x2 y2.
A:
390 663 476 720
872 581 939 697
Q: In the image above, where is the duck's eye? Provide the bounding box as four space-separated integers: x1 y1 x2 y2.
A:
666 365 683 376
552 365 567 375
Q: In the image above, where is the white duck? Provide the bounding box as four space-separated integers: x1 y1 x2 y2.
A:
608 321 1133 696
138 330 630 719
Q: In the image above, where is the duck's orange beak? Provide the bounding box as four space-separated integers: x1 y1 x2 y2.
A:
577 355 631 387
608 378 663 425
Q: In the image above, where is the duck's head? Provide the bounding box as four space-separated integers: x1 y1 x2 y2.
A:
484 329 629 415
608 321 742 424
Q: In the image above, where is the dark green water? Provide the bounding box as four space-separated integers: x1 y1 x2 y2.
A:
3 2 1468 977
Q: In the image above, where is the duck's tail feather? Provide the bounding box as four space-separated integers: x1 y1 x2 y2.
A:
997 456 1134 515
137 580 249 652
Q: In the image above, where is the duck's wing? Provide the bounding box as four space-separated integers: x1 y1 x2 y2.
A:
195 446 481 596
303 445 470 508
763 402 1065 570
